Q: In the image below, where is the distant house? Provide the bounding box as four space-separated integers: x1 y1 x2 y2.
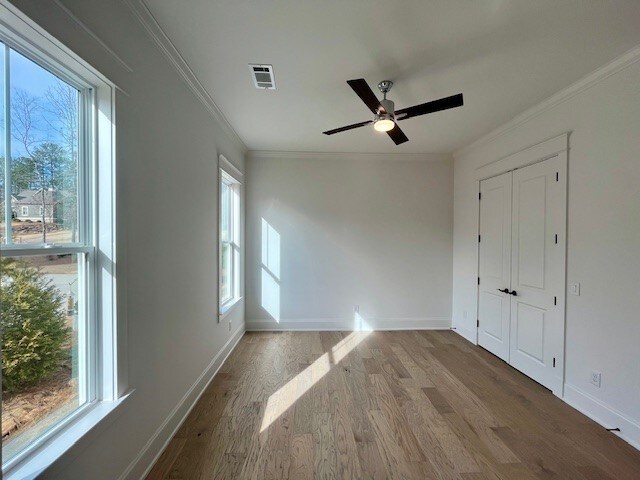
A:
8 189 58 222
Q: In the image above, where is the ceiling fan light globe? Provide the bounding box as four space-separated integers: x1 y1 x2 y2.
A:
374 118 395 132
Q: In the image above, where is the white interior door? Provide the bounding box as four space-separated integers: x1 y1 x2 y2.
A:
509 157 564 392
478 172 512 362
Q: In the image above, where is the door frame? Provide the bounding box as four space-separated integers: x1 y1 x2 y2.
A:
474 132 569 397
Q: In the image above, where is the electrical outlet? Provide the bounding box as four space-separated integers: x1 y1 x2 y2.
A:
590 371 601 388
569 283 580 296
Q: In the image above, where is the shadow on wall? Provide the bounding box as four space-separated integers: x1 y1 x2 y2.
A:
261 218 280 321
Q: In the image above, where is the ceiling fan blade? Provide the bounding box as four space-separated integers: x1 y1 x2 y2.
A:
323 120 373 135
347 78 383 114
396 93 463 121
387 124 409 145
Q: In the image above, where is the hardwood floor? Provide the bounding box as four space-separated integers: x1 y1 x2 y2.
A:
146 331 640 479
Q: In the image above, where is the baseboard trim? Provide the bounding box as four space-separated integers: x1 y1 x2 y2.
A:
451 324 477 344
118 323 246 480
246 317 450 332
451 329 640 451
563 384 640 451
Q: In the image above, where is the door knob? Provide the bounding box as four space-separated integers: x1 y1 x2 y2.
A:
497 288 510 293
509 290 518 296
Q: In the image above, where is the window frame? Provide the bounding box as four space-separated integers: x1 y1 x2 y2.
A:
219 175 235 306
0 4 124 478
218 155 242 319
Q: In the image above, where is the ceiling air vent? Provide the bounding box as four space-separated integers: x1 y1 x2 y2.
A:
248 64 276 90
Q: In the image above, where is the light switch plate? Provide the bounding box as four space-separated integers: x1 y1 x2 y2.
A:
569 283 580 296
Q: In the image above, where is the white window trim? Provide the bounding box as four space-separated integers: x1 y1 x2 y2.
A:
0 4 127 479
219 295 242 320
21 206 28 216
218 155 242 320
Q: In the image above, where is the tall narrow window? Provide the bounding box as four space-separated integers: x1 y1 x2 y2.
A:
1 5 118 476
1 42 88 465
219 158 241 316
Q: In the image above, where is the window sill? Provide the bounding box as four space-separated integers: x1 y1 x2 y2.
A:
4 391 134 480
219 296 243 321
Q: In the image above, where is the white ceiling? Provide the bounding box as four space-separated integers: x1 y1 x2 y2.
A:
143 0 640 154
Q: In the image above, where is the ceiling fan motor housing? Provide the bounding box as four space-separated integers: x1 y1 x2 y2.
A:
377 98 395 122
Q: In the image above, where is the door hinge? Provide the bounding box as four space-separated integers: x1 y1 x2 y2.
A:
478 277 480 285
554 296 557 306
553 357 556 367
479 192 482 200
556 172 559 182
478 234 481 243
555 234 558 244
477 319 480 327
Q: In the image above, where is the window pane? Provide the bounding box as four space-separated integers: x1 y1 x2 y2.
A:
220 241 231 303
7 48 80 246
1 43 6 243
220 181 230 243
1 254 86 462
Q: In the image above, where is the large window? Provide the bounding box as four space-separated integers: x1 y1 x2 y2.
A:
1 5 117 477
219 158 241 316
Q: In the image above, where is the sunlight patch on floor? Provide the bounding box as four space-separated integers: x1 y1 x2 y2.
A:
260 331 371 432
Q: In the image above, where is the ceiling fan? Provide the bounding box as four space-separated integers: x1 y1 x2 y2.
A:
323 78 464 145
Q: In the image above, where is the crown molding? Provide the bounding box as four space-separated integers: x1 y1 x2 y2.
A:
123 0 248 155
247 150 451 162
454 44 640 159
53 0 133 73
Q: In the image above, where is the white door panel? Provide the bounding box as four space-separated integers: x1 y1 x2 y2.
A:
514 302 546 363
509 157 563 391
480 291 505 340
516 174 547 289
478 172 512 361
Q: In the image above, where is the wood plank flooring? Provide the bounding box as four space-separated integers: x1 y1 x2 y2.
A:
146 331 640 479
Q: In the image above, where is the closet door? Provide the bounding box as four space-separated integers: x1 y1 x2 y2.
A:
509 157 563 391
478 172 512 362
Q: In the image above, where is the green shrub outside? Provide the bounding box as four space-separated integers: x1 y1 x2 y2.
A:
1 257 71 393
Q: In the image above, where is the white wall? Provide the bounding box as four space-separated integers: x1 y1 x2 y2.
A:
10 1 246 479
452 51 640 448
246 153 453 331
12 1 640 474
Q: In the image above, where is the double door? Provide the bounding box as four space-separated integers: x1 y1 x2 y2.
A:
477 156 565 392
